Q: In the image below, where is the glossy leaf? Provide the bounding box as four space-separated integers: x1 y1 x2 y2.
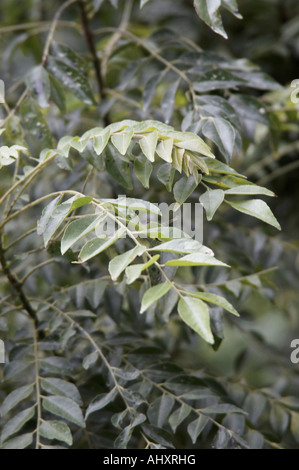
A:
25 65 50 108
202 117 236 162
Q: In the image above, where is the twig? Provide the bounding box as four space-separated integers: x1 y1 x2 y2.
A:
78 0 107 121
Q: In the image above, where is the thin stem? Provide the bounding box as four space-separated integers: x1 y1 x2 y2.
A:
0 152 57 209
101 0 134 78
33 320 42 449
78 0 107 120
0 235 37 323
41 0 79 66
257 159 299 185
20 259 56 285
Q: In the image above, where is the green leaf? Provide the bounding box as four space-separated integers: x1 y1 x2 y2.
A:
125 254 160 284
134 154 153 188
40 378 82 405
175 133 214 157
25 65 50 108
140 282 172 313
141 424 175 449
187 416 209 444
149 238 213 255
61 215 105 255
46 56 95 105
37 195 78 247
193 70 246 93
193 0 227 38
1 384 34 417
270 404 290 436
199 404 246 414
199 189 224 220
226 199 281 230
1 433 33 449
85 389 118 419
173 175 198 207
42 396 85 428
161 79 180 124
291 413 299 443
169 404 192 433
40 420 73 446
142 72 164 110
108 245 146 280
202 157 246 177
222 0 242 19
243 393 267 425
156 137 174 163
105 145 133 190
182 291 239 316
225 185 275 197
157 163 175 191
82 351 99 370
165 253 229 267
202 117 236 162
20 97 53 150
178 296 214 344
140 0 151 7
1 407 35 443
78 228 125 262
147 395 175 428
93 128 111 155
139 131 158 162
40 356 72 376
111 128 134 155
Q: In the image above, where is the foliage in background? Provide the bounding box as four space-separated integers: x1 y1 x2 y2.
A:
0 0 299 449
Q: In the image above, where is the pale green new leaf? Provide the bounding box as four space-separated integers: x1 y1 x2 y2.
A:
226 199 281 230
108 245 146 280
199 189 224 220
139 131 158 162
181 290 239 316
156 138 174 163
225 185 275 197
165 253 229 267
149 238 213 255
93 128 110 155
140 282 172 313
111 128 134 155
125 254 160 284
178 296 214 344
